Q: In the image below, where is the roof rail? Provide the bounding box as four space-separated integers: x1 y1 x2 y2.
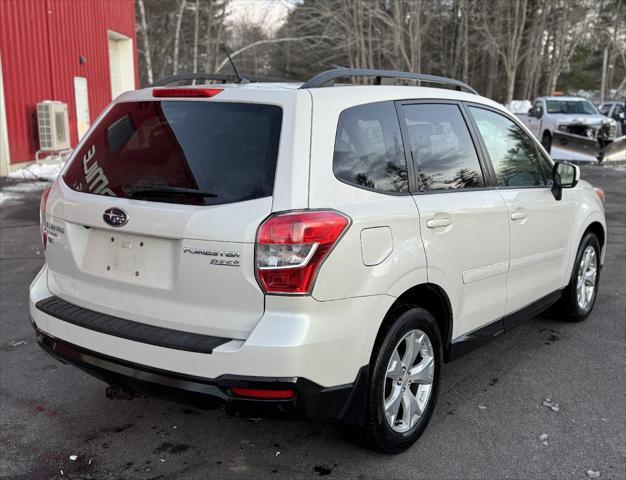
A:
149 72 293 87
299 68 478 95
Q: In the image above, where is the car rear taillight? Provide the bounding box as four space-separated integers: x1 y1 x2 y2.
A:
255 210 350 295
152 88 223 98
39 187 51 249
230 387 295 400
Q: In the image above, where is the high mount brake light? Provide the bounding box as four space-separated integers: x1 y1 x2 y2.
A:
39 187 51 249
152 88 223 98
255 210 350 295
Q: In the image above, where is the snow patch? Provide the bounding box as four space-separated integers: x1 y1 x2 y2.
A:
1 158 66 204
8 158 65 181
0 180 52 204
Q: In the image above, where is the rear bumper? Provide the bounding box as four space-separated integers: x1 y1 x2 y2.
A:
36 327 368 422
29 265 386 422
31 266 389 387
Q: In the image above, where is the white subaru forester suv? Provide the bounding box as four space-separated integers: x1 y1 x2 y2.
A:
30 69 606 453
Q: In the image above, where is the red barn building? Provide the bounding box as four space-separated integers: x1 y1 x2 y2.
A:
0 0 138 175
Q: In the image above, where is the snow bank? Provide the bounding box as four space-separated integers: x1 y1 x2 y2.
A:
1 157 67 204
8 159 65 181
0 180 52 204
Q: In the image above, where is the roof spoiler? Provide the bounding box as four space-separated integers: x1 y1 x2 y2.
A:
299 68 478 95
149 73 294 87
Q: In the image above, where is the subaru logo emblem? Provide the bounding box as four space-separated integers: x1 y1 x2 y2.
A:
103 207 128 227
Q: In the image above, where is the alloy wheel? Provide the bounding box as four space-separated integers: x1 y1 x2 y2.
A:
383 329 435 433
576 245 597 312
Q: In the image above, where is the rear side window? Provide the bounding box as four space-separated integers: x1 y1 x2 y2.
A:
401 103 484 191
63 101 282 205
333 101 408 193
469 107 548 187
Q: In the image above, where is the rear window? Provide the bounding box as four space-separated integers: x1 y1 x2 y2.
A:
63 101 282 205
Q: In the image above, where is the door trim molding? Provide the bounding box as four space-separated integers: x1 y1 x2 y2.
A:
509 248 565 272
462 260 509 284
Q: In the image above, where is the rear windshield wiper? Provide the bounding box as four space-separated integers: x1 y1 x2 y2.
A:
122 185 218 199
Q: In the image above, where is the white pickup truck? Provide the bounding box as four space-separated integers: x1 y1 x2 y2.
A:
524 96 617 160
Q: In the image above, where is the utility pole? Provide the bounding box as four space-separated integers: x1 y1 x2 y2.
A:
600 45 609 103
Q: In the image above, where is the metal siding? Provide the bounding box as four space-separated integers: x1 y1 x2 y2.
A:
0 0 137 164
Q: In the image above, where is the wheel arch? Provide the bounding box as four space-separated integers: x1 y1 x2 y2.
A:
373 283 454 364
583 221 605 250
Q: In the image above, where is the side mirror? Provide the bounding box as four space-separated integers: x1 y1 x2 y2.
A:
551 161 580 200
618 112 625 121
527 107 536 117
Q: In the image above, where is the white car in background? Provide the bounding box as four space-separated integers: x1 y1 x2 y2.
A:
30 69 606 453
599 101 625 138
524 96 617 160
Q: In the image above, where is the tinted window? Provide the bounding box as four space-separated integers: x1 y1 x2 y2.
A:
333 102 408 193
401 103 484 191
599 104 611 115
469 107 547 187
63 101 282 205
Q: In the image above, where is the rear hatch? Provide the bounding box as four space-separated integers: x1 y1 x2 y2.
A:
43 91 288 340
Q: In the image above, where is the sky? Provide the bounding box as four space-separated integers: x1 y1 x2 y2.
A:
226 0 294 34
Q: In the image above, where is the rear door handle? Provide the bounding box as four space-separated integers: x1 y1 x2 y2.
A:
426 217 452 229
510 210 528 221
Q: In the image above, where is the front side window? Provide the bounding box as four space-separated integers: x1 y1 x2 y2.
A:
401 103 484 191
546 100 597 115
599 104 611 115
333 101 408 193
469 107 548 187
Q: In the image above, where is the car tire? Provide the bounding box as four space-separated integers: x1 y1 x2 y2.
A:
365 306 442 454
554 233 601 322
542 132 552 153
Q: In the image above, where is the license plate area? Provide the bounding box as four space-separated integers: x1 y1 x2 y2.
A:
80 228 176 289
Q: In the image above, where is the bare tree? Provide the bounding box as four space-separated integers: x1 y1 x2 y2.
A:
482 0 500 98
135 0 625 102
215 36 325 73
192 0 200 74
481 0 529 103
543 1 591 94
136 0 153 84
519 0 552 100
600 0 625 101
172 0 187 75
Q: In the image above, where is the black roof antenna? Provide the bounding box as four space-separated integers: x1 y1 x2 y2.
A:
220 44 249 84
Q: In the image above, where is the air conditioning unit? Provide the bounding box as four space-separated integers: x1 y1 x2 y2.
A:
37 101 70 151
